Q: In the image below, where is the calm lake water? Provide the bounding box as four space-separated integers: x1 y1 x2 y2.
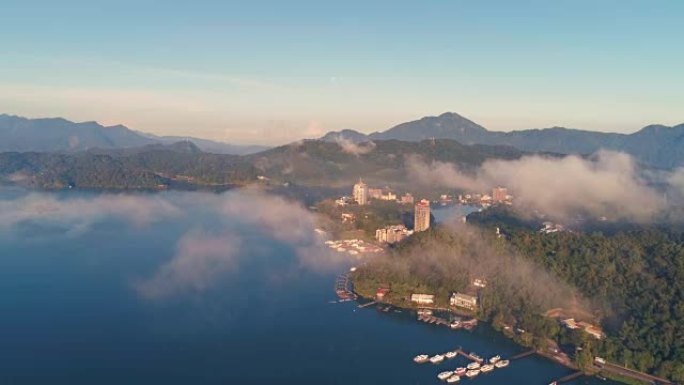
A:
0 188 619 385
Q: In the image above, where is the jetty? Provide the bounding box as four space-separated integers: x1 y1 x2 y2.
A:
454 348 484 363
357 300 377 308
548 371 584 384
511 349 536 360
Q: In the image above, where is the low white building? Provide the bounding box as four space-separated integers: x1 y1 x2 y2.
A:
450 292 478 310
411 294 435 305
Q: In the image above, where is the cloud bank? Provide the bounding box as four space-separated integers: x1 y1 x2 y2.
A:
135 231 243 299
135 189 347 299
0 193 181 235
407 151 666 222
333 135 376 156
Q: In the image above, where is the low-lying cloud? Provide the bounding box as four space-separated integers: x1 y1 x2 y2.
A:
0 193 181 235
334 135 376 156
135 231 243 299
407 151 667 222
134 189 348 299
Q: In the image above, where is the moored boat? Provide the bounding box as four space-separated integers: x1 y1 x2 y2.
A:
430 354 445 364
446 375 461 383
480 364 494 373
445 351 457 359
466 362 481 370
489 355 501 364
413 354 429 363
495 359 509 368
455 367 467 376
465 369 480 378
437 371 454 381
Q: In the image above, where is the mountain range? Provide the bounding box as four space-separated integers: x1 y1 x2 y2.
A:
322 112 684 169
0 114 268 155
0 138 523 190
2 111 683 170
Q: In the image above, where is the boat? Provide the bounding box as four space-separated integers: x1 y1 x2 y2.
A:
480 364 494 373
445 351 458 359
430 354 445 364
465 369 480 378
466 362 481 370
449 321 462 329
549 382 557 385
413 354 429 363
489 355 501 364
446 375 461 383
437 371 454 381
494 359 509 368
454 367 467 376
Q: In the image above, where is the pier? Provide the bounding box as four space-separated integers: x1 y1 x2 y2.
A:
454 348 484 363
417 314 449 326
548 371 583 384
510 349 536 360
357 301 377 308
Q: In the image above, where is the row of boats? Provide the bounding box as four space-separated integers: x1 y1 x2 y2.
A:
414 352 510 382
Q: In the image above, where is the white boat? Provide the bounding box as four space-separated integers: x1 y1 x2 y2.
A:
466 362 481 370
480 364 494 373
454 367 467 376
465 369 480 378
495 359 509 368
445 351 457 359
430 354 445 364
446 375 461 383
437 371 454 381
413 354 429 363
449 321 462 329
489 355 501 364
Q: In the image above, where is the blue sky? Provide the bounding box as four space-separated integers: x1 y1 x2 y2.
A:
0 0 682 144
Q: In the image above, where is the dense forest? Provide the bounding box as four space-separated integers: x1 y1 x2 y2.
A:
353 211 684 382
0 142 258 189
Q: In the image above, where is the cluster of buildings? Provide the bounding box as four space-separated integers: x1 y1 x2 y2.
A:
561 318 605 339
350 178 414 206
325 239 383 255
407 291 479 312
375 224 413 244
457 187 513 207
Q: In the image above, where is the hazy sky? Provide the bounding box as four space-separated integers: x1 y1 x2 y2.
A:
1 1 682 145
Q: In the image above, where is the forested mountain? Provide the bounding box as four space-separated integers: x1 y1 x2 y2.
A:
0 141 257 189
321 112 684 169
246 139 524 186
0 139 524 190
0 114 267 155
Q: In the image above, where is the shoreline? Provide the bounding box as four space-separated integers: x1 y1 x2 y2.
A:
348 282 643 385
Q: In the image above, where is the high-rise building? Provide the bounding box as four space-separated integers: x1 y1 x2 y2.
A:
352 178 369 205
414 199 431 232
492 187 508 203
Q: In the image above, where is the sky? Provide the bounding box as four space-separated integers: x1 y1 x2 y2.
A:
0 0 682 145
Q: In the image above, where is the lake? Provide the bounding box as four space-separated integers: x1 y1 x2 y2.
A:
0 188 619 385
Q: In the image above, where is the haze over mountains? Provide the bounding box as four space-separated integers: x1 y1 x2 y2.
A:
322 112 684 169
2 112 684 169
0 114 268 155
